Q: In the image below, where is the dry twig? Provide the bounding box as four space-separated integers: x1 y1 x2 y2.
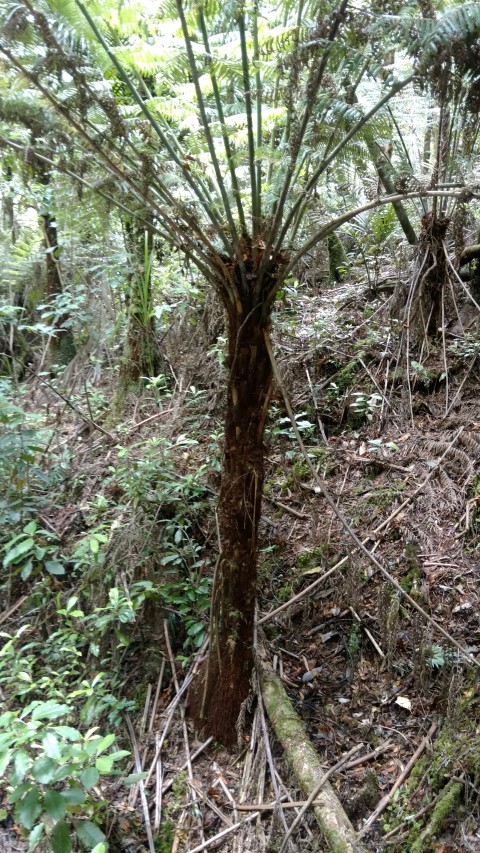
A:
358 722 437 838
125 714 156 853
264 332 476 666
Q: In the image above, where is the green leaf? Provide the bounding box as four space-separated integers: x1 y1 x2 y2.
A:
12 750 30 784
31 756 56 784
42 733 61 760
80 766 99 789
123 771 148 785
52 764 74 783
0 749 12 776
8 782 31 803
44 790 66 821
90 845 107 853
45 560 66 576
60 787 85 805
17 671 33 683
186 622 204 636
17 787 42 830
53 727 82 742
3 538 34 567
75 820 106 848
95 734 115 755
30 701 70 721
107 750 130 763
89 537 99 556
21 560 33 580
95 756 113 774
51 820 72 853
28 822 44 852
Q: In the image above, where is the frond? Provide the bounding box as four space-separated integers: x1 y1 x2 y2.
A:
0 90 53 134
0 230 43 295
419 3 480 68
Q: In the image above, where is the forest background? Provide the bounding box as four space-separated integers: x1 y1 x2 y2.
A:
2 0 480 851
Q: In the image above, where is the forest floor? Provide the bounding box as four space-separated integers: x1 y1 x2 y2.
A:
2 269 480 853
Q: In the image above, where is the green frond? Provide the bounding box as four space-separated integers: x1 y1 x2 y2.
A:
0 90 57 135
1 230 43 295
420 3 480 64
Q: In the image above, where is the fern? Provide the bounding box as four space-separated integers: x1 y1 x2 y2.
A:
1 231 43 296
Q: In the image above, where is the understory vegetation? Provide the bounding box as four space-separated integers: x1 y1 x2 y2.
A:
2 0 480 851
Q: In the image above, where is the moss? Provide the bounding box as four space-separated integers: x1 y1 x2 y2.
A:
335 360 359 392
328 233 349 283
383 721 479 848
154 818 175 852
400 564 421 594
346 771 379 821
470 475 480 497
283 456 311 489
347 622 361 659
410 780 463 853
297 546 327 570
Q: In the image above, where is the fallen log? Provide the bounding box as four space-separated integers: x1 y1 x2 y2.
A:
259 662 368 853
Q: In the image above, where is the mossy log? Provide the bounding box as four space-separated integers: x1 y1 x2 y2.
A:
460 243 480 265
259 663 368 853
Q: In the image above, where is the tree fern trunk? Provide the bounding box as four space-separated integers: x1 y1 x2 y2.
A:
190 295 273 745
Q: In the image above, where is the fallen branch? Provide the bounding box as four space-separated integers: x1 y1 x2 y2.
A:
260 662 368 853
161 737 213 795
266 496 309 520
125 714 156 853
342 741 393 771
278 742 363 853
235 798 351 812
187 812 259 853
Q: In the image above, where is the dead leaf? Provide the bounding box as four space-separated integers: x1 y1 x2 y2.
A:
395 696 412 711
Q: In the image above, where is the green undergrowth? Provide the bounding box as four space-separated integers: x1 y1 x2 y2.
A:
0 379 214 851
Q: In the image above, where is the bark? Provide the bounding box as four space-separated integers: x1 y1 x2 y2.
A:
189 298 273 745
37 162 76 365
373 155 418 246
392 213 450 351
260 663 367 853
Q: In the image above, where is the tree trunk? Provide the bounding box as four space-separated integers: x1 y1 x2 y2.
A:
37 163 76 366
189 298 273 745
392 212 450 356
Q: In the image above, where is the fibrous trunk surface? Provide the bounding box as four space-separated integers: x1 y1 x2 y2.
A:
190 293 273 745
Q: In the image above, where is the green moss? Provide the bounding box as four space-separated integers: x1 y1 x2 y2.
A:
400 564 421 593
297 546 326 570
155 818 175 852
335 360 359 392
347 622 361 659
327 233 349 283
383 721 479 849
470 475 480 497
410 781 462 853
285 456 310 486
